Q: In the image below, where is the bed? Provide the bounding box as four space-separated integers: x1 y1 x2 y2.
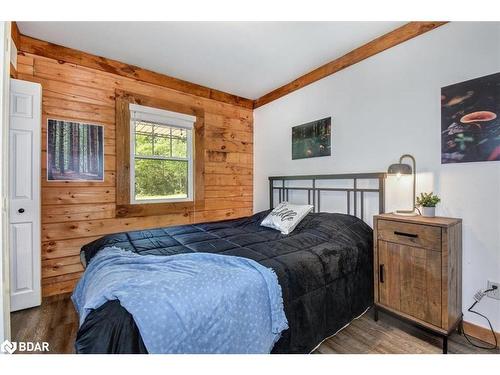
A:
74 173 386 354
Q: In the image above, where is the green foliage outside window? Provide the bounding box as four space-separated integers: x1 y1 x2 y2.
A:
133 121 190 200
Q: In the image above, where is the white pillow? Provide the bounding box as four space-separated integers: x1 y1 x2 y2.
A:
261 202 314 235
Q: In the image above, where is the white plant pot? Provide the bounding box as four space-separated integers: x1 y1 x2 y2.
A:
421 207 436 217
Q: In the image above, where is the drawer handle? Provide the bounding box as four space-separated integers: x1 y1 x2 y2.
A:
379 264 385 283
394 231 418 238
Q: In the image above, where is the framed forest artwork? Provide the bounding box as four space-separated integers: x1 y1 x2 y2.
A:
441 72 500 163
292 117 331 159
47 119 104 181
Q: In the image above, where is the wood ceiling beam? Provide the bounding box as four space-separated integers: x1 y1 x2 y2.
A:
17 22 448 110
254 21 448 108
11 21 21 48
17 34 254 109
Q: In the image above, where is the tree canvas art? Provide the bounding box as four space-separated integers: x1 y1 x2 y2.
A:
292 117 331 159
441 72 500 163
47 119 104 181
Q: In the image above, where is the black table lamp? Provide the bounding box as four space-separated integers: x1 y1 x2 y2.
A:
387 154 417 216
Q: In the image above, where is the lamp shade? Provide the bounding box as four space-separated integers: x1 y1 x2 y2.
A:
387 163 412 175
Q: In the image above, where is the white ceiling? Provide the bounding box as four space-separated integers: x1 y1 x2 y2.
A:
18 22 404 99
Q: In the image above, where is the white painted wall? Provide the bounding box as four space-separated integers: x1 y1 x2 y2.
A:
254 22 500 331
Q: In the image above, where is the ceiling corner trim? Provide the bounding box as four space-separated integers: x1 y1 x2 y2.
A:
17 34 254 110
253 21 448 109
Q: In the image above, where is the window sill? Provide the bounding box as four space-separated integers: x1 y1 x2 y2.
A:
131 197 192 204
116 201 204 218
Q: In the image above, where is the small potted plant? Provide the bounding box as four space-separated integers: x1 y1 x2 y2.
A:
416 192 441 217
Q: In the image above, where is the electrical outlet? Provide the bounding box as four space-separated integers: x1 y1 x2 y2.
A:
487 281 500 300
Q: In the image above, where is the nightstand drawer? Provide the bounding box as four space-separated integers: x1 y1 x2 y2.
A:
377 219 441 251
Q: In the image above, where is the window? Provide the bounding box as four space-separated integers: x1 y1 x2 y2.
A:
115 91 205 218
129 103 195 203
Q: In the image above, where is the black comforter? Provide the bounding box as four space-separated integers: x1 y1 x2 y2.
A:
75 210 374 354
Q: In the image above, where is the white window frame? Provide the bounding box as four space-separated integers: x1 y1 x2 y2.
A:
129 103 195 204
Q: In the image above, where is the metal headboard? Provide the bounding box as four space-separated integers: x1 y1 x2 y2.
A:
269 172 386 220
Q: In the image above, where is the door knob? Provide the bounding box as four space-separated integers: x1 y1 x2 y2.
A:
18 208 25 213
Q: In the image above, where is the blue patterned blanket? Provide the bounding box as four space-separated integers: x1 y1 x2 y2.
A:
72 247 288 353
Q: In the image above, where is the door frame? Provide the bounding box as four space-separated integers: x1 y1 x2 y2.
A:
0 21 12 342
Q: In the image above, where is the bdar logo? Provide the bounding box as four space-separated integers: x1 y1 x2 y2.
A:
1 340 17 354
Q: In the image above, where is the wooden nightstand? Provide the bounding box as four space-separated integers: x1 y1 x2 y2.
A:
373 213 463 354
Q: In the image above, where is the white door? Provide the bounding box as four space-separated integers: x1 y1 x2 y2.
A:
0 20 11 342
9 79 41 312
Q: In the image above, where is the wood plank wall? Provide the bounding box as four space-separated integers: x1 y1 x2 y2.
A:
16 52 253 297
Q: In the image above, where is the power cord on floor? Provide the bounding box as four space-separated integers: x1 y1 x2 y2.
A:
462 286 498 350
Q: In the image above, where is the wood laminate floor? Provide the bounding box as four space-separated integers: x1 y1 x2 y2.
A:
11 294 499 354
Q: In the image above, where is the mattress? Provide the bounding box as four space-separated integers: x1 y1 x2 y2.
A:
75 210 374 354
